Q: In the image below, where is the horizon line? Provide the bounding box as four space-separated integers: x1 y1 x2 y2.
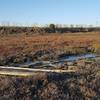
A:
0 22 100 28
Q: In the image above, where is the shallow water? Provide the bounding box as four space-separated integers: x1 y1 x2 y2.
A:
59 54 96 62
16 53 96 68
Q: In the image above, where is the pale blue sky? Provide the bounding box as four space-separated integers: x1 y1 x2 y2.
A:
0 0 100 25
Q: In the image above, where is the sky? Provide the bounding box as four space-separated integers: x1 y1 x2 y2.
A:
0 0 100 26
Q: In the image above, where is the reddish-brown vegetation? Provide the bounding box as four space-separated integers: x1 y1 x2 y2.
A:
0 32 100 65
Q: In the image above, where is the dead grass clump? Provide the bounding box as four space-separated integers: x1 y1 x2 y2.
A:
0 64 99 100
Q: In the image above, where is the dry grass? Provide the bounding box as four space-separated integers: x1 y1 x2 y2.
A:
0 32 100 99
0 32 100 55
0 32 100 65
0 63 99 100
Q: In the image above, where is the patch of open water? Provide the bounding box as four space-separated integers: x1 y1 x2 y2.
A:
15 53 96 68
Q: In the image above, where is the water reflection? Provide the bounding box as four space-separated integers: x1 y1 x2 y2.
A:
59 54 96 62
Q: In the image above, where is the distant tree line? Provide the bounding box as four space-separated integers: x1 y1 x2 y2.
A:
45 24 100 33
0 24 100 35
